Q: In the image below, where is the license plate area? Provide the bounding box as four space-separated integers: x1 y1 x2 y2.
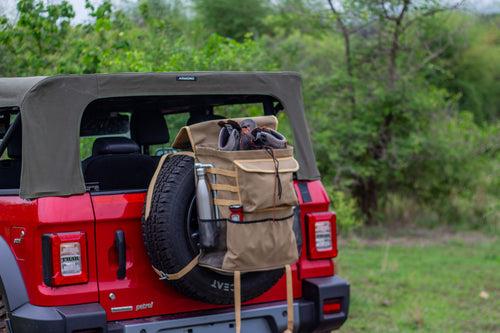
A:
119 317 271 333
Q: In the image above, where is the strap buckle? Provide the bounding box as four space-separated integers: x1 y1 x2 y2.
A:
151 254 200 281
152 265 170 280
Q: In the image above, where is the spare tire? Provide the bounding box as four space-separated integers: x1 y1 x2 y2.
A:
142 154 284 304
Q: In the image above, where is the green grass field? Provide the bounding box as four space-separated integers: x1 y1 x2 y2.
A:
335 230 500 333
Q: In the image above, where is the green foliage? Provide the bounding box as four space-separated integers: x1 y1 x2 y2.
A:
194 0 270 40
0 0 498 229
328 190 363 234
425 12 500 123
263 1 499 226
403 112 500 227
0 0 74 75
0 0 275 76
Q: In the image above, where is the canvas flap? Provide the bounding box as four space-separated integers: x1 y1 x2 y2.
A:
233 157 299 174
172 115 278 151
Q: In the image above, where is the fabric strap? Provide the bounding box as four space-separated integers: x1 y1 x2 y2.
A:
213 198 241 206
284 264 294 333
232 267 293 333
206 167 237 178
144 151 195 220
144 153 170 220
234 271 242 333
152 254 200 281
210 183 239 192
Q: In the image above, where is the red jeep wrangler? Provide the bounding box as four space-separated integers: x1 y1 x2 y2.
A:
0 72 349 333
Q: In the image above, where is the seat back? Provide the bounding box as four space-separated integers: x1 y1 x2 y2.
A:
130 109 169 155
83 137 156 191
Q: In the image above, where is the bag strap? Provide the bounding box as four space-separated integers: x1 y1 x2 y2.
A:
151 254 200 281
145 151 195 220
213 198 241 206
283 264 294 333
210 183 239 192
145 153 170 220
233 266 293 333
206 167 237 178
234 271 242 333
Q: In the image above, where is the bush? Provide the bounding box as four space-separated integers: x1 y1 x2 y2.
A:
328 187 363 234
403 112 500 228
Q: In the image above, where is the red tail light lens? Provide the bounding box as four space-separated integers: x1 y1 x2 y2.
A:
42 232 88 286
306 212 337 259
323 298 342 314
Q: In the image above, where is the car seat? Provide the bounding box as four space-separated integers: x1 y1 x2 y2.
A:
186 106 224 126
130 108 170 155
82 137 156 191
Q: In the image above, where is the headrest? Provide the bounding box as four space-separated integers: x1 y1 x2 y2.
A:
92 137 140 156
187 112 225 126
7 123 22 159
130 109 169 145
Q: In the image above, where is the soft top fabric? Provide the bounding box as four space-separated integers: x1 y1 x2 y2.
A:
92 137 140 155
0 76 46 108
130 108 170 145
2 72 320 199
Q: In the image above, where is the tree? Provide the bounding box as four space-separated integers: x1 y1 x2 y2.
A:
316 0 466 223
194 0 269 40
0 0 74 76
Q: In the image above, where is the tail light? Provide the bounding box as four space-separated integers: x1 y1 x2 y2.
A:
306 212 337 259
42 232 88 286
323 298 342 314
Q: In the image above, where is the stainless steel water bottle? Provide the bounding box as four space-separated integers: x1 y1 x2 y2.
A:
195 164 217 249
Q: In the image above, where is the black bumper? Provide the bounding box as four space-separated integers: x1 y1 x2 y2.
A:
302 276 350 332
8 276 349 333
8 303 107 333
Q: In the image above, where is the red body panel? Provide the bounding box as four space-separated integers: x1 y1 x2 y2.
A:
0 179 335 320
0 194 98 306
294 181 335 279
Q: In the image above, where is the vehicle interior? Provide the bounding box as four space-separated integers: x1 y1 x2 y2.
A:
0 107 22 190
0 95 287 194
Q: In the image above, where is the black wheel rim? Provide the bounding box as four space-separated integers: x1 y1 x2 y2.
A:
186 195 200 254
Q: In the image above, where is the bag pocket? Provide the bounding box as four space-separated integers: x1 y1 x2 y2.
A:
222 208 298 272
234 157 299 212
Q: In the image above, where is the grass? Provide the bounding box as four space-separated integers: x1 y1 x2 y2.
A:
335 230 500 333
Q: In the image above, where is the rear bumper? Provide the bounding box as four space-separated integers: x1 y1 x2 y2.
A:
8 276 349 333
8 302 107 333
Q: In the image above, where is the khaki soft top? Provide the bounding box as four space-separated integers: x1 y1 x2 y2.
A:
0 72 320 199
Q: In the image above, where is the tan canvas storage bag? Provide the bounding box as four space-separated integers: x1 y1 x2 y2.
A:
194 146 299 271
149 116 299 332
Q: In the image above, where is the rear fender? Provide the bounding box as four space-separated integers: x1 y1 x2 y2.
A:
0 236 29 311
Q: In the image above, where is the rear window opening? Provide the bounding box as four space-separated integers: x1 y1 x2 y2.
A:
79 94 292 193
0 107 22 192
